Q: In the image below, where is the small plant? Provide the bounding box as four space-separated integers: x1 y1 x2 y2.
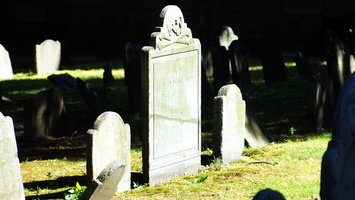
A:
64 182 85 200
133 182 149 190
290 127 297 135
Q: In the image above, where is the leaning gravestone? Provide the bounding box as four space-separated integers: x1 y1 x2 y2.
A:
35 39 61 75
320 72 355 199
141 5 201 186
48 73 77 91
213 84 245 163
87 111 130 193
0 112 25 200
80 159 125 200
0 44 14 80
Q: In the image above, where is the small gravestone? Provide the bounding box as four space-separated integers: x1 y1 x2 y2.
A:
253 188 285 200
0 44 13 80
261 42 287 84
76 78 113 117
48 73 77 91
229 40 251 89
141 5 201 186
24 87 66 141
213 84 245 162
217 26 238 50
293 52 312 78
321 72 355 199
80 159 125 200
245 109 274 148
212 46 230 94
124 42 143 114
87 111 130 193
0 112 25 200
35 39 61 75
103 64 114 88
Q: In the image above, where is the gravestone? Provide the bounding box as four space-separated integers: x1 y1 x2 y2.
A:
141 5 201 186
80 159 125 200
229 40 251 89
76 78 113 117
48 73 77 91
24 87 66 141
217 26 238 50
293 52 312 78
261 42 287 84
253 188 285 200
124 42 143 114
320 72 355 199
212 46 230 94
36 39 61 75
0 112 25 200
0 44 13 80
87 111 130 193
245 109 274 148
103 64 114 88
213 84 245 163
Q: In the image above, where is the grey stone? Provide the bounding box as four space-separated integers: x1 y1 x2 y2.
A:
213 84 245 163
35 39 61 75
321 72 355 200
0 112 25 200
80 159 125 200
245 109 274 148
86 111 130 193
47 73 77 91
217 26 238 50
141 5 201 186
0 44 13 80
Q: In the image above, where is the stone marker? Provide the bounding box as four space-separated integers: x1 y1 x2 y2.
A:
261 42 287 84
217 26 238 50
212 46 230 94
245 109 274 148
0 44 14 80
35 39 61 75
213 84 245 163
80 159 125 200
24 87 66 141
321 72 355 199
103 64 114 88
87 111 130 193
293 52 312 78
253 188 285 200
141 5 201 186
229 40 251 89
48 73 77 91
0 112 25 200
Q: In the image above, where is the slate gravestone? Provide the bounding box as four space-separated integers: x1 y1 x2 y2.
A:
141 5 201 186
103 64 114 88
124 42 143 114
245 109 274 148
293 52 312 78
76 78 113 117
229 40 251 89
212 46 230 94
35 39 61 75
217 26 238 50
253 188 285 200
80 159 125 200
24 87 66 141
308 73 334 130
0 112 25 200
87 111 130 193
0 44 13 80
261 42 287 84
321 72 355 200
213 84 245 163
48 73 77 91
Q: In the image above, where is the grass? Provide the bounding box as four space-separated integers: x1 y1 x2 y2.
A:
0 58 331 199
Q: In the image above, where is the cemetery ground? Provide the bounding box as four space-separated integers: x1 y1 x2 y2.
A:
1 58 330 199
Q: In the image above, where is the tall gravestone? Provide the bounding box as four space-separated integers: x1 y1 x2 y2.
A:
213 84 245 163
87 111 131 193
36 39 61 75
0 44 13 80
0 112 25 200
229 40 251 89
141 5 201 186
321 72 355 199
261 42 287 84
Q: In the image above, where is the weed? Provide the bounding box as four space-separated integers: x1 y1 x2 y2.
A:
64 182 85 200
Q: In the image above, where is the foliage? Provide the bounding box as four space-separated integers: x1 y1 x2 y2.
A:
64 182 86 200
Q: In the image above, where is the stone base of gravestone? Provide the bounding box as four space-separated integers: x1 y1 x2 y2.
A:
24 87 67 141
321 72 355 199
261 42 287 84
0 112 25 200
80 159 125 200
213 84 245 163
245 109 274 148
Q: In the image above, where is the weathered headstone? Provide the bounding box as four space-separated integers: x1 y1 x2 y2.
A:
245 109 274 148
24 87 66 141
0 112 25 200
124 42 143 114
48 73 77 91
293 52 312 78
321 72 355 199
80 159 125 200
213 84 245 163
35 39 61 75
261 42 287 84
217 26 238 50
253 188 285 200
0 44 14 80
141 5 201 186
103 64 114 88
229 40 251 89
212 46 230 95
86 111 130 193
76 78 113 117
